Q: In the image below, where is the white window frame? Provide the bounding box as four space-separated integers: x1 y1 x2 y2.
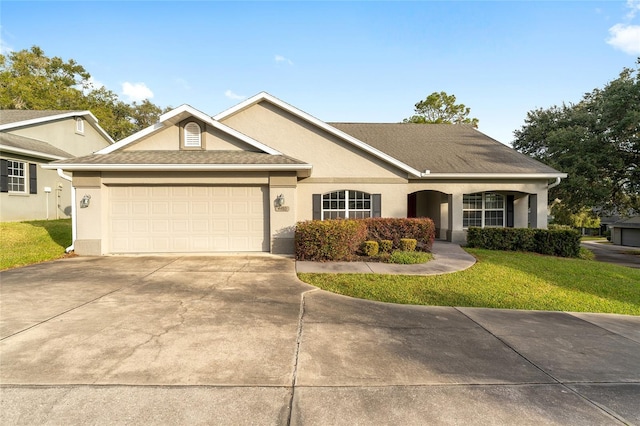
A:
7 160 26 193
463 192 505 228
184 122 202 147
76 117 84 134
322 190 372 219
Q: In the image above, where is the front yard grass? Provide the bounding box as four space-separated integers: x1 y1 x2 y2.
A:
298 248 640 315
0 219 72 270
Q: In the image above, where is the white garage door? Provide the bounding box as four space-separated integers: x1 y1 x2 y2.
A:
109 186 269 253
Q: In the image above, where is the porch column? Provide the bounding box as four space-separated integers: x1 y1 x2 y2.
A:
439 194 449 240
528 193 548 229
446 193 466 244
514 195 529 228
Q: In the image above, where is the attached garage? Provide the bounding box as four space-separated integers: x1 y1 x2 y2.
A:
108 185 269 253
621 228 640 247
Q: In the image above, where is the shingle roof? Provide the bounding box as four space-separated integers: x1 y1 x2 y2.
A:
0 110 84 125
0 132 72 159
330 123 561 175
51 150 308 166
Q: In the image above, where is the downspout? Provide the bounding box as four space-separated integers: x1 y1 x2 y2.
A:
57 169 75 253
547 177 561 189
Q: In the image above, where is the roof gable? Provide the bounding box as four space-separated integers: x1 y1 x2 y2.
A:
214 92 423 177
0 110 114 144
99 104 281 155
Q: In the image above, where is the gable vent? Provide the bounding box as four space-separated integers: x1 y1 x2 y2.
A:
184 122 201 147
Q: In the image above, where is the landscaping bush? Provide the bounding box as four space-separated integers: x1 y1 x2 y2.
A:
361 218 435 252
379 239 393 253
399 238 417 252
295 220 367 261
467 227 581 258
360 240 379 257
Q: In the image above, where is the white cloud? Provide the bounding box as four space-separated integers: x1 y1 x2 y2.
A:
225 90 246 100
275 54 293 65
607 23 640 55
122 82 154 102
626 0 640 19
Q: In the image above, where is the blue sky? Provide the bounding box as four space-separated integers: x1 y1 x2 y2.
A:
1 1 639 145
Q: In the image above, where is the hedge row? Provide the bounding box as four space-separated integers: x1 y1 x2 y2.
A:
295 217 435 261
466 227 581 258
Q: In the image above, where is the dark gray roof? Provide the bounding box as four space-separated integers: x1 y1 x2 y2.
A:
0 110 85 126
330 122 561 175
0 132 72 158
51 150 308 166
612 216 640 229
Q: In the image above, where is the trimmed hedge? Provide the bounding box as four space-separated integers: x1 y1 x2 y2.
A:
295 220 367 261
361 217 435 252
466 227 581 258
295 217 436 261
361 241 379 257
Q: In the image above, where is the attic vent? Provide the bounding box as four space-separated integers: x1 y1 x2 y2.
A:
76 117 84 134
184 122 201 147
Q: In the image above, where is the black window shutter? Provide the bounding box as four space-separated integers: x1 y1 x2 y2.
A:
506 195 514 227
372 194 382 217
312 194 321 220
29 163 37 194
0 159 7 193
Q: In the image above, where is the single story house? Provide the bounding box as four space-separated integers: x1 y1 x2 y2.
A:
44 92 566 255
1 110 113 221
610 217 640 247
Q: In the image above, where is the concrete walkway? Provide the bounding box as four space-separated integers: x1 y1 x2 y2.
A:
296 240 476 275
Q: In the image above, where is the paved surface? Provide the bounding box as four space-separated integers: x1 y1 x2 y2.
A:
296 240 476 275
582 240 640 269
1 255 639 425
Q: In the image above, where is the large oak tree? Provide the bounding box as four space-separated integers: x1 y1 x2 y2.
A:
513 61 640 217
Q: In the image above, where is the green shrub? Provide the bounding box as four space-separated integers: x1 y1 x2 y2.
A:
467 227 581 258
379 239 393 253
361 240 379 257
362 218 435 252
579 247 595 260
388 251 432 264
399 238 417 252
295 220 367 261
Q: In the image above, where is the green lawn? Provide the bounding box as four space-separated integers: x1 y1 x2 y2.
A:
298 248 640 315
0 219 72 270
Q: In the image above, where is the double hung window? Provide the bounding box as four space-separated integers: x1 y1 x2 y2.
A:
322 190 372 219
463 192 505 228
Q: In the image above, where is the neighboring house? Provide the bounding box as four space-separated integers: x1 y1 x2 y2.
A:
0 110 113 221
44 92 566 256
610 217 640 247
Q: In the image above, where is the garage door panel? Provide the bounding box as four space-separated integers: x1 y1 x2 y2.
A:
109 185 268 253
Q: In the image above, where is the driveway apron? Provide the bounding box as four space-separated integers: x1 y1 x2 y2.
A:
1 255 639 425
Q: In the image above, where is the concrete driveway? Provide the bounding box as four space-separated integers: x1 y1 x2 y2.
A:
1 256 639 425
582 240 640 269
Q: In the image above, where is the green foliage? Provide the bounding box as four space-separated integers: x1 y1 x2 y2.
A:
404 91 479 128
399 238 417 252
579 247 595 261
513 62 640 216
362 217 435 252
466 227 581 258
1 219 72 270
379 239 393 253
295 220 367 261
552 205 601 229
0 46 170 140
388 251 432 264
361 240 379 257
298 248 640 315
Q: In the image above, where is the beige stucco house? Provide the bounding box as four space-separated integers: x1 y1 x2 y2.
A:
1 110 113 222
44 92 566 255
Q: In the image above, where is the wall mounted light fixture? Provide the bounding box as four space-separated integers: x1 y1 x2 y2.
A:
80 194 91 208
